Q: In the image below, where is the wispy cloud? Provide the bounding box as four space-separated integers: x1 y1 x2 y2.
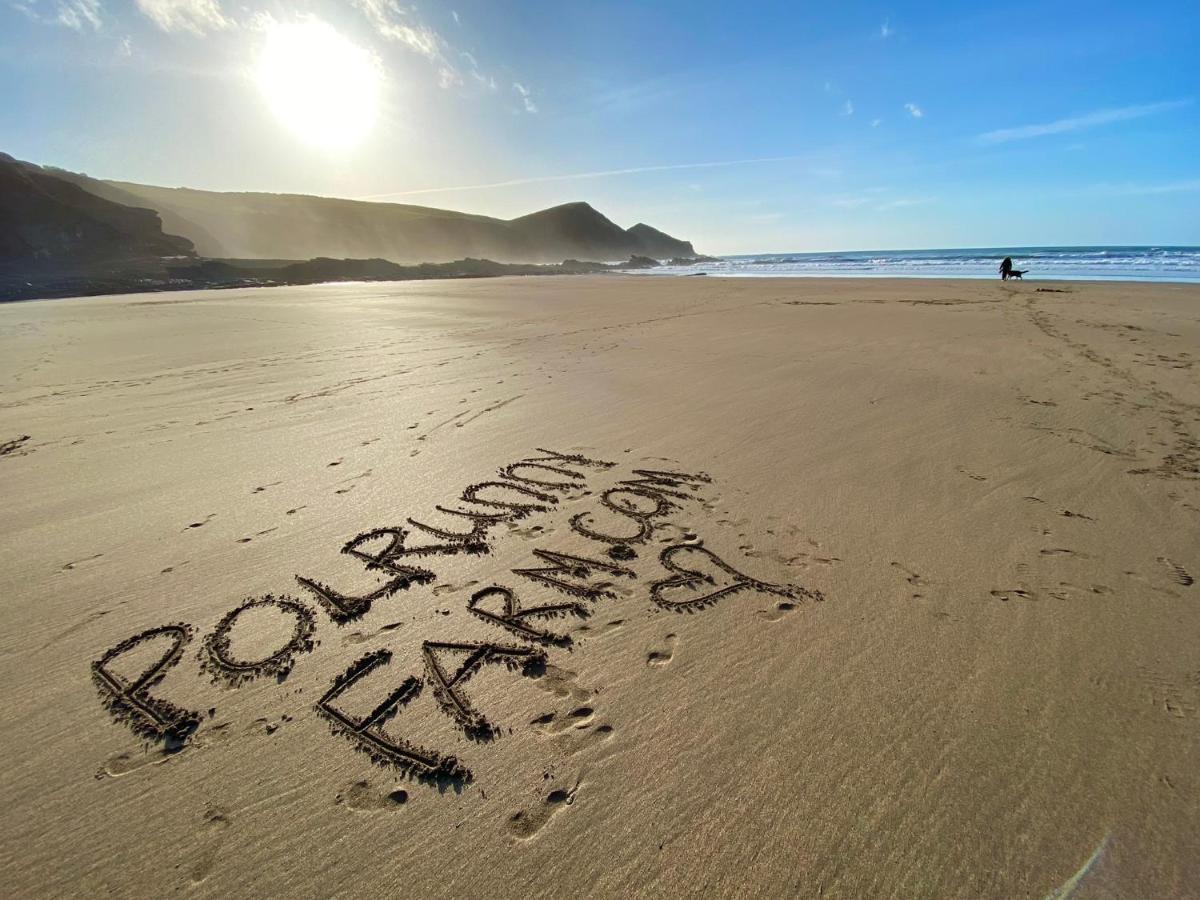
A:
460 51 495 90
905 102 923 118
1093 178 1200 196
513 81 537 113
359 154 815 200
840 100 854 116
352 0 515 95
977 99 1191 144
353 0 440 58
871 118 882 128
352 0 463 87
135 0 231 35
744 212 786 224
12 0 102 30
876 196 934 210
828 189 931 212
880 19 893 38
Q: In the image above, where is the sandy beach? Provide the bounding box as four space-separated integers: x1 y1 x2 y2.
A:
1 275 1197 898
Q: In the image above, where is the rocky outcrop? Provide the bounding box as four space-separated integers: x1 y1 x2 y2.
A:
0 153 194 273
626 223 695 258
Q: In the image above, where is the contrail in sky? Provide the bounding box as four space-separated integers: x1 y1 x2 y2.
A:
357 154 810 200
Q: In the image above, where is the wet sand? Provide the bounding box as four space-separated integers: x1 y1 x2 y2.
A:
1 275 1198 898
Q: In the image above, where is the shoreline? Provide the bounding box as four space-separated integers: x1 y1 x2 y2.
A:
6 270 1200 304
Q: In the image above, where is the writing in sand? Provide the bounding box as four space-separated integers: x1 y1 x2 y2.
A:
91 449 825 789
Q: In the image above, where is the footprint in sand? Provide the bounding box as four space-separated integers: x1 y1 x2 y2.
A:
234 527 277 544
575 618 625 637
510 523 552 540
1047 582 1114 600
533 665 594 705
431 580 480 597
1058 508 1096 522
989 587 1036 602
529 705 596 735
890 561 929 599
188 806 230 884
1123 569 1183 598
646 633 677 667
1158 557 1194 587
528 694 615 756
341 621 404 646
97 745 175 779
60 553 104 572
506 784 579 839
335 780 409 811
245 714 295 737
184 514 216 531
756 601 799 622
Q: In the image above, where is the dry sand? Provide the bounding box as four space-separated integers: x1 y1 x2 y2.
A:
1 275 1198 898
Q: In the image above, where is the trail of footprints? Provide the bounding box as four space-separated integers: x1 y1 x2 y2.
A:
1137 665 1200 720
956 466 1198 601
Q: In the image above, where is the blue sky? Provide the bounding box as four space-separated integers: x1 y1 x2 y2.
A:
2 0 1198 253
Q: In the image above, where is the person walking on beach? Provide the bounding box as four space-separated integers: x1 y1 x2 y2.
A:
999 256 1013 280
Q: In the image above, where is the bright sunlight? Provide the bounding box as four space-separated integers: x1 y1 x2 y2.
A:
255 21 381 150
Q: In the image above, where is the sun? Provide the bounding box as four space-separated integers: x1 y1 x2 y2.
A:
255 21 381 150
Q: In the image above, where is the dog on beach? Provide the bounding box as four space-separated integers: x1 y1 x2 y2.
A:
1008 269 1027 280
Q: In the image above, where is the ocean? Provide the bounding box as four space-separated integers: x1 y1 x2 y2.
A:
644 246 1200 282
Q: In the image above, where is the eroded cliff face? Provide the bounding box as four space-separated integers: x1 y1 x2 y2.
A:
0 154 194 273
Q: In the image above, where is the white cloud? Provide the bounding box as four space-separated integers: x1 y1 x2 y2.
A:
451 10 459 25
840 100 854 116
13 0 103 30
880 19 893 38
871 118 882 127
135 0 231 35
116 34 132 56
513 81 537 113
905 102 923 118
976 99 1190 144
